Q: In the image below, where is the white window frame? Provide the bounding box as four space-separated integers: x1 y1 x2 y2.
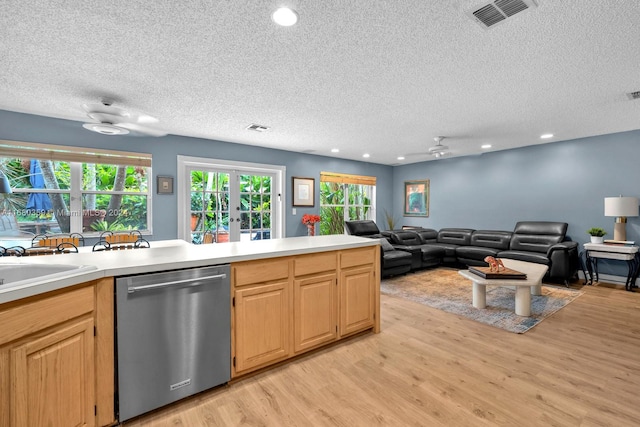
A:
177 155 285 241
0 140 152 236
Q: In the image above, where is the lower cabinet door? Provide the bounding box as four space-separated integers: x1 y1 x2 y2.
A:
10 317 96 427
294 273 338 353
340 266 375 337
234 281 290 374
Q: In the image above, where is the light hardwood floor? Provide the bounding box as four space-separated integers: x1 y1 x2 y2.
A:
124 283 640 426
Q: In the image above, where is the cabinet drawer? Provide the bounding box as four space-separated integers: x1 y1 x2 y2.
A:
293 252 337 276
233 258 290 287
0 285 95 345
340 247 376 269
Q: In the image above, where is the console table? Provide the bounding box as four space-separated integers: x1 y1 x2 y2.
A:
582 243 640 291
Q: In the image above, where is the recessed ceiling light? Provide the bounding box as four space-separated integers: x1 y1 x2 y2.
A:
331 148 339 153
397 156 405 160
481 144 492 149
540 133 554 139
363 153 370 158
272 7 298 26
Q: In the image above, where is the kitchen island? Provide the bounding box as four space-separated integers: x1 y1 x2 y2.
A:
0 235 380 426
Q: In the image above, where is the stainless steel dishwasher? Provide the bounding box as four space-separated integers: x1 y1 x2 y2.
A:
115 264 230 422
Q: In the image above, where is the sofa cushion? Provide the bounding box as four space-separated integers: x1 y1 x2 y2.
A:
345 220 383 238
411 228 438 243
509 221 567 253
470 230 512 250
383 249 413 268
437 228 474 246
425 242 459 258
455 245 500 260
497 250 551 265
386 230 423 246
421 245 445 259
378 237 395 252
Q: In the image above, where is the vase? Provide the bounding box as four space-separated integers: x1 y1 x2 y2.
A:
307 224 315 236
590 236 604 244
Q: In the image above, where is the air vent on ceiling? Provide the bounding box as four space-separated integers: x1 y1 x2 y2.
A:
627 91 640 100
467 0 538 30
246 124 270 132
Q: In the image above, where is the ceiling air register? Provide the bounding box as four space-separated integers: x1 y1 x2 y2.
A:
467 0 538 29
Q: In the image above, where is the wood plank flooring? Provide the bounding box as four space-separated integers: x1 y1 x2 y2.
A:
123 283 640 426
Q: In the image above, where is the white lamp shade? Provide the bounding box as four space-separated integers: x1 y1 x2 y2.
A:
604 196 639 217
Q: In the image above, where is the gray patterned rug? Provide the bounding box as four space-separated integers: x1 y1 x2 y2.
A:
381 268 584 333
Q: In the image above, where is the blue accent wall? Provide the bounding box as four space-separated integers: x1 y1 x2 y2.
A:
393 130 640 277
2 109 639 278
0 110 394 239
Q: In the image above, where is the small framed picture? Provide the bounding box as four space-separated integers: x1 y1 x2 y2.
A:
292 177 315 207
157 176 174 195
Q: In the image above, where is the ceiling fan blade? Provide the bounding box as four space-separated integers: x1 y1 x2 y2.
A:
82 103 129 117
118 123 167 137
87 112 128 124
84 103 159 124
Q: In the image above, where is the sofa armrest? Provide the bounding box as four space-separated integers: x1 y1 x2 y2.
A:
546 241 578 255
546 241 579 282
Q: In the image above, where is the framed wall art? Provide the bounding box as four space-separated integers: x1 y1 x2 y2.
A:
157 175 174 195
292 177 315 207
404 179 429 217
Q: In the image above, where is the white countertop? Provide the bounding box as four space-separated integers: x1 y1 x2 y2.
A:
0 235 378 304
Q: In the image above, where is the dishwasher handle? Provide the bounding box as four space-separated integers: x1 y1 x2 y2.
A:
127 273 227 294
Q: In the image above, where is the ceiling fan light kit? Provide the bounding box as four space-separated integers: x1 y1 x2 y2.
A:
428 136 449 158
82 122 130 135
81 101 166 137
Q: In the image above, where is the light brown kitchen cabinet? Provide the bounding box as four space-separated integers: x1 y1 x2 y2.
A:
339 247 377 337
232 245 379 378
233 280 291 373
0 278 115 427
232 258 292 376
293 252 338 353
340 266 375 336
294 272 338 352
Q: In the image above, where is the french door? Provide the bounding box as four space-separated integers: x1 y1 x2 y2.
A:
178 156 285 243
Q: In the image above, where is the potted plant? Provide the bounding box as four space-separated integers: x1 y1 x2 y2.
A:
587 227 607 244
190 194 204 231
302 214 321 236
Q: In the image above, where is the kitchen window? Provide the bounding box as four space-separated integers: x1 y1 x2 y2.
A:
320 172 376 235
0 140 152 237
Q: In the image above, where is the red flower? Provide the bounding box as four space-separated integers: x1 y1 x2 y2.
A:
302 214 321 225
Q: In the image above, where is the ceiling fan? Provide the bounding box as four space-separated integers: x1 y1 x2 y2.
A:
81 101 167 137
428 136 450 158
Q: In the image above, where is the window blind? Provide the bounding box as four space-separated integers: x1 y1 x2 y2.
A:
320 172 376 186
0 139 152 167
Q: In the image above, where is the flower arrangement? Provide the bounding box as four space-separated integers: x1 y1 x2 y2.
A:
302 214 321 225
302 214 321 236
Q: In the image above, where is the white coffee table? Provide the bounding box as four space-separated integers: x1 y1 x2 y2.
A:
458 259 549 317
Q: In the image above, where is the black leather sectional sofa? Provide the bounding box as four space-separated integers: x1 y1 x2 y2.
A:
345 220 580 285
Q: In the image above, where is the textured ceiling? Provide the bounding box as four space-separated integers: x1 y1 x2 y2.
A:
0 1 639 165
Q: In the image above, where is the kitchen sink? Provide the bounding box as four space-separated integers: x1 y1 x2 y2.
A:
0 263 98 288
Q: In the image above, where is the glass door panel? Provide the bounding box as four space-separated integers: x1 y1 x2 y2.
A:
237 174 272 242
190 171 230 244
189 170 272 243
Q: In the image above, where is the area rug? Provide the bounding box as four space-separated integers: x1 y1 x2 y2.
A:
381 268 584 333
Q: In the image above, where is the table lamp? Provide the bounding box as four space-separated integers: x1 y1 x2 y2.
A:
604 196 639 242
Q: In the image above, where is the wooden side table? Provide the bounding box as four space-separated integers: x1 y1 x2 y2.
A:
583 243 640 291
